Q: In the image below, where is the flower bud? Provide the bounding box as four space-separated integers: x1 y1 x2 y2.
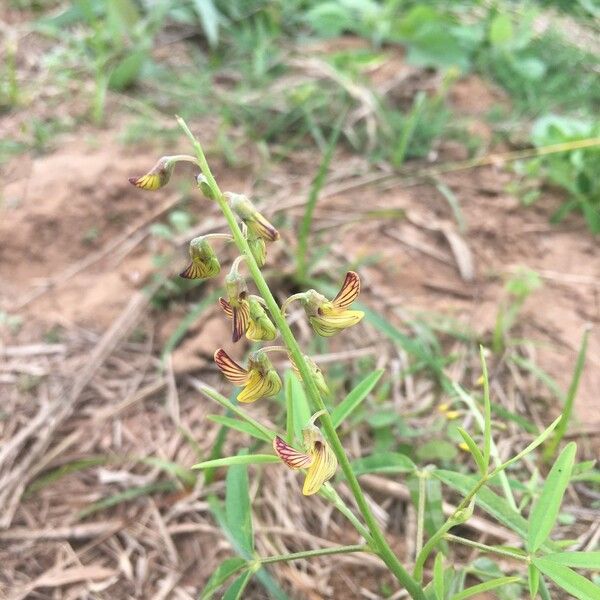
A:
129 156 175 190
180 237 220 279
227 193 280 242
246 297 277 342
219 271 250 342
290 354 329 397
196 174 216 200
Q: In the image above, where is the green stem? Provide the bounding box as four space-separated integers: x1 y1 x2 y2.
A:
259 544 369 566
444 534 527 561
413 476 487 581
178 118 425 600
415 473 426 557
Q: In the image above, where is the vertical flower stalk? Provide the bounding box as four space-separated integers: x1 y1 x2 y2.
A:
176 117 426 600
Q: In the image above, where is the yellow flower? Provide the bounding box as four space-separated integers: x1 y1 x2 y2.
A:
219 271 250 342
289 354 330 397
179 237 220 279
246 297 277 342
227 193 280 242
273 427 338 496
129 155 198 191
214 348 282 403
299 271 364 337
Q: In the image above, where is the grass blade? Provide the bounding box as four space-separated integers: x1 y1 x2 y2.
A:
533 557 600 600
223 570 253 600
285 370 311 444
451 576 521 600
528 564 539 600
433 553 444 600
193 455 279 469
201 557 247 600
528 442 576 553
457 427 486 476
351 453 416 476
544 328 589 460
331 369 384 428
208 415 272 443
225 456 254 555
296 111 345 278
480 347 492 472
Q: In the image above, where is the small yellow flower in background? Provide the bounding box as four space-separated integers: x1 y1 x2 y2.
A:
273 426 337 495
292 271 364 337
227 193 280 242
246 297 277 342
179 237 220 279
214 348 282 403
290 354 330 397
458 442 470 452
219 271 250 342
438 402 461 421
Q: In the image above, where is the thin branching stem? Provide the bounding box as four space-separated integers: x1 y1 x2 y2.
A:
259 544 369 565
177 117 426 600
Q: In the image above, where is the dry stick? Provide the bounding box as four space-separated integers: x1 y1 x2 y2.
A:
0 282 160 528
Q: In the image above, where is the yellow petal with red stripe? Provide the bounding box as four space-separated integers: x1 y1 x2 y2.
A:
309 310 364 337
273 436 313 469
237 369 281 403
214 349 249 385
332 271 361 309
302 440 338 496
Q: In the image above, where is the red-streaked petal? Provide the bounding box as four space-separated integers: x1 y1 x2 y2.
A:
214 348 249 384
332 271 361 309
219 297 234 319
273 436 313 470
232 302 250 343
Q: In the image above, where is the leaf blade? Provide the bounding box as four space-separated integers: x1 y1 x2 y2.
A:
332 369 384 428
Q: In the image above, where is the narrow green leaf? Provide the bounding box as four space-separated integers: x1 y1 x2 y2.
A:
492 415 562 474
77 481 176 519
332 370 384 428
544 328 589 460
285 370 310 443
451 576 521 600
141 457 196 488
528 442 577 552
201 557 247 600
534 557 600 600
351 452 416 476
528 564 540 600
207 415 272 443
480 347 492 471
193 455 279 470
225 458 254 555
434 470 549 547
541 551 600 569
223 570 253 600
457 428 486 476
433 553 444 600
296 111 345 278
192 0 221 48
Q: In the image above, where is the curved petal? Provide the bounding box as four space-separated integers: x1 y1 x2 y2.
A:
309 310 364 337
303 440 338 496
273 436 313 470
237 369 280 403
332 271 361 310
214 349 249 385
232 301 250 343
219 297 234 319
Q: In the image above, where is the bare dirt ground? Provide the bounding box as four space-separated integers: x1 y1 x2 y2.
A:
1 55 598 600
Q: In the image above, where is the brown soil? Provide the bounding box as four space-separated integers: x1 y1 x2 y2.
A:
1 53 598 600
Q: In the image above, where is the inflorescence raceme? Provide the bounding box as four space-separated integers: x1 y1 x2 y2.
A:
129 160 364 496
